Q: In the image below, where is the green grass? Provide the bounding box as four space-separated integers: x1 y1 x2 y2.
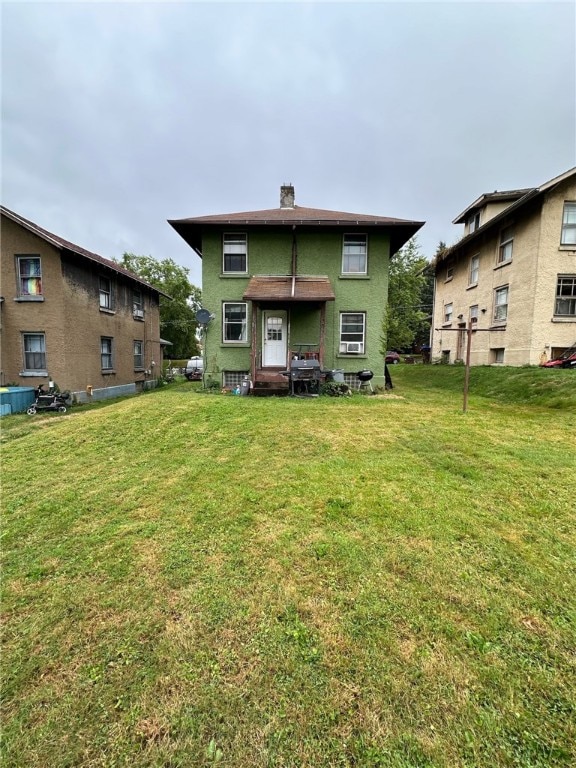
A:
2 367 575 767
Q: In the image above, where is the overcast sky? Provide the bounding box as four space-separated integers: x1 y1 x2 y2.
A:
2 0 575 288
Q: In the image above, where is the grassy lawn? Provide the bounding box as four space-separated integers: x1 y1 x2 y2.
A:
2 367 575 767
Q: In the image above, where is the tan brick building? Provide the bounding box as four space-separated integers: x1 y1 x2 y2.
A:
1 207 167 401
432 168 576 366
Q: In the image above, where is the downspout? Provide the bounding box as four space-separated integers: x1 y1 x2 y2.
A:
291 224 297 297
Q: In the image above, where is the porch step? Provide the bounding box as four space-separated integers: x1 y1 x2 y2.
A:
254 368 288 384
251 369 287 395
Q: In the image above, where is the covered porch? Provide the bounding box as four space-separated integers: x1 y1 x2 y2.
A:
243 275 335 394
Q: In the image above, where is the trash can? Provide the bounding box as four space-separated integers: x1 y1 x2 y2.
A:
240 378 252 396
327 369 345 383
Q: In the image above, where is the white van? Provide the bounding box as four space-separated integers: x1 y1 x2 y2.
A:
185 356 204 381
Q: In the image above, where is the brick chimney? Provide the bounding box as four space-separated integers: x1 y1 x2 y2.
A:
280 184 295 209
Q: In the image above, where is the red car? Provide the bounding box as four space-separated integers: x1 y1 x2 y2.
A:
385 351 401 364
541 343 576 369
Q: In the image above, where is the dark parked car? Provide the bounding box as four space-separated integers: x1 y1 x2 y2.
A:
385 351 401 364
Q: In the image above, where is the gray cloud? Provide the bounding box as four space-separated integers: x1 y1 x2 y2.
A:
2 1 575 287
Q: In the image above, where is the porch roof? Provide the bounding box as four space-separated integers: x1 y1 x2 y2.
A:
243 275 335 302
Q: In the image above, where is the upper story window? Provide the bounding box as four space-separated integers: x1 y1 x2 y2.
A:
17 256 42 297
443 302 453 324
342 234 367 274
469 305 479 323
223 302 247 342
223 233 247 273
446 265 454 281
101 337 113 369
494 285 509 322
469 254 479 285
467 211 481 234
99 276 112 309
497 226 514 265
23 332 46 371
555 275 576 317
339 312 365 354
561 202 576 246
133 289 144 319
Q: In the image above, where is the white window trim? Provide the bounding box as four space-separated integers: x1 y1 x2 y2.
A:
339 311 366 354
342 234 368 275
467 212 481 234
222 233 248 274
134 340 144 370
469 254 479 286
133 289 144 319
554 274 576 318
99 276 113 310
493 285 509 323
22 332 47 373
443 302 453 325
101 337 114 370
561 202 576 246
17 255 43 298
222 302 248 343
497 227 514 265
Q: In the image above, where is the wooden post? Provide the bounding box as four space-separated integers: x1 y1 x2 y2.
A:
463 321 473 413
435 321 504 413
319 302 326 368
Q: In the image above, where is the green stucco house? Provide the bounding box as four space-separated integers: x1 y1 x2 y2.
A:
169 186 423 393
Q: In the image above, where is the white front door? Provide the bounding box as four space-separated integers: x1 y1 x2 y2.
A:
263 311 287 367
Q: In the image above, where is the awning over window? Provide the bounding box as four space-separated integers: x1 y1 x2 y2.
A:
243 276 335 302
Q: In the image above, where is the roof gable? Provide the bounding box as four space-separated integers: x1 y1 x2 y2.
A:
1 206 168 297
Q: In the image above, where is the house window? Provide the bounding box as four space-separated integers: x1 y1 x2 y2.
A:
134 340 144 369
342 234 367 274
467 212 481 234
339 312 365 353
23 333 46 371
561 203 576 245
494 286 509 322
555 275 576 317
443 302 453 324
497 227 514 265
469 254 479 285
133 289 144 319
223 303 247 342
491 348 505 364
99 277 112 309
223 234 247 273
17 256 42 296
446 265 454 281
101 337 113 369
469 305 479 323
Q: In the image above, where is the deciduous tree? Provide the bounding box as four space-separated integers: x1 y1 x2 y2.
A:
382 238 429 352
117 253 202 358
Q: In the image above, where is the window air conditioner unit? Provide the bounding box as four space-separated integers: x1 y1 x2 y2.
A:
345 342 363 353
133 309 144 319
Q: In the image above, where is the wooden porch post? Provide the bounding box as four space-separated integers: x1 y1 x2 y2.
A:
319 302 326 368
251 302 258 380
